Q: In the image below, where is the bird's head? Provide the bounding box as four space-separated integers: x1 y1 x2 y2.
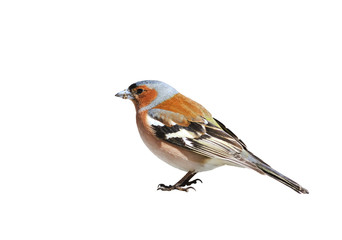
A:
115 80 178 111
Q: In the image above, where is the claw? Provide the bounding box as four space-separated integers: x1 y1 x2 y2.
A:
181 178 203 187
181 186 196 192
157 184 171 189
157 171 201 192
157 184 196 192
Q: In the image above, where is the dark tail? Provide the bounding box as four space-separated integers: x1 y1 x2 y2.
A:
256 162 309 194
244 151 309 194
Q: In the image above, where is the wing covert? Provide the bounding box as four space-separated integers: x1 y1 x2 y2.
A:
147 109 264 171
148 109 244 158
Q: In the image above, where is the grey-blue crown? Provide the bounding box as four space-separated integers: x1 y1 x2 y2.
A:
129 80 179 111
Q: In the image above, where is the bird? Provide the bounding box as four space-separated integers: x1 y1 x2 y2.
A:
115 80 309 193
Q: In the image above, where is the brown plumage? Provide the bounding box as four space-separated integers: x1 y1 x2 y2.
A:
116 80 309 193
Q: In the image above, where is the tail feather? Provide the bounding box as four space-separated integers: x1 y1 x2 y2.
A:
243 150 309 194
256 163 309 194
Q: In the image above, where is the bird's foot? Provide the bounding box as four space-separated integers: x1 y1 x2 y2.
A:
157 184 195 192
181 178 202 187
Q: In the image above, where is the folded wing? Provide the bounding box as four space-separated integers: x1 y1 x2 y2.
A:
147 109 263 172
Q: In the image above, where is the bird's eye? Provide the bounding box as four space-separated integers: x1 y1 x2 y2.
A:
136 88 144 94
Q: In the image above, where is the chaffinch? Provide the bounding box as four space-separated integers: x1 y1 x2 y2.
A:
115 80 309 193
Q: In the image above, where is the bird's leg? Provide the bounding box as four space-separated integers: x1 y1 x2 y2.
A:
157 171 202 192
180 178 203 187
177 172 202 187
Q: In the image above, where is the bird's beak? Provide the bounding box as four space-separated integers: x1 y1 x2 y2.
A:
115 89 134 100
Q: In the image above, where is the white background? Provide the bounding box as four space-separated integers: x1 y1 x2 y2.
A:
1 1 341 239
